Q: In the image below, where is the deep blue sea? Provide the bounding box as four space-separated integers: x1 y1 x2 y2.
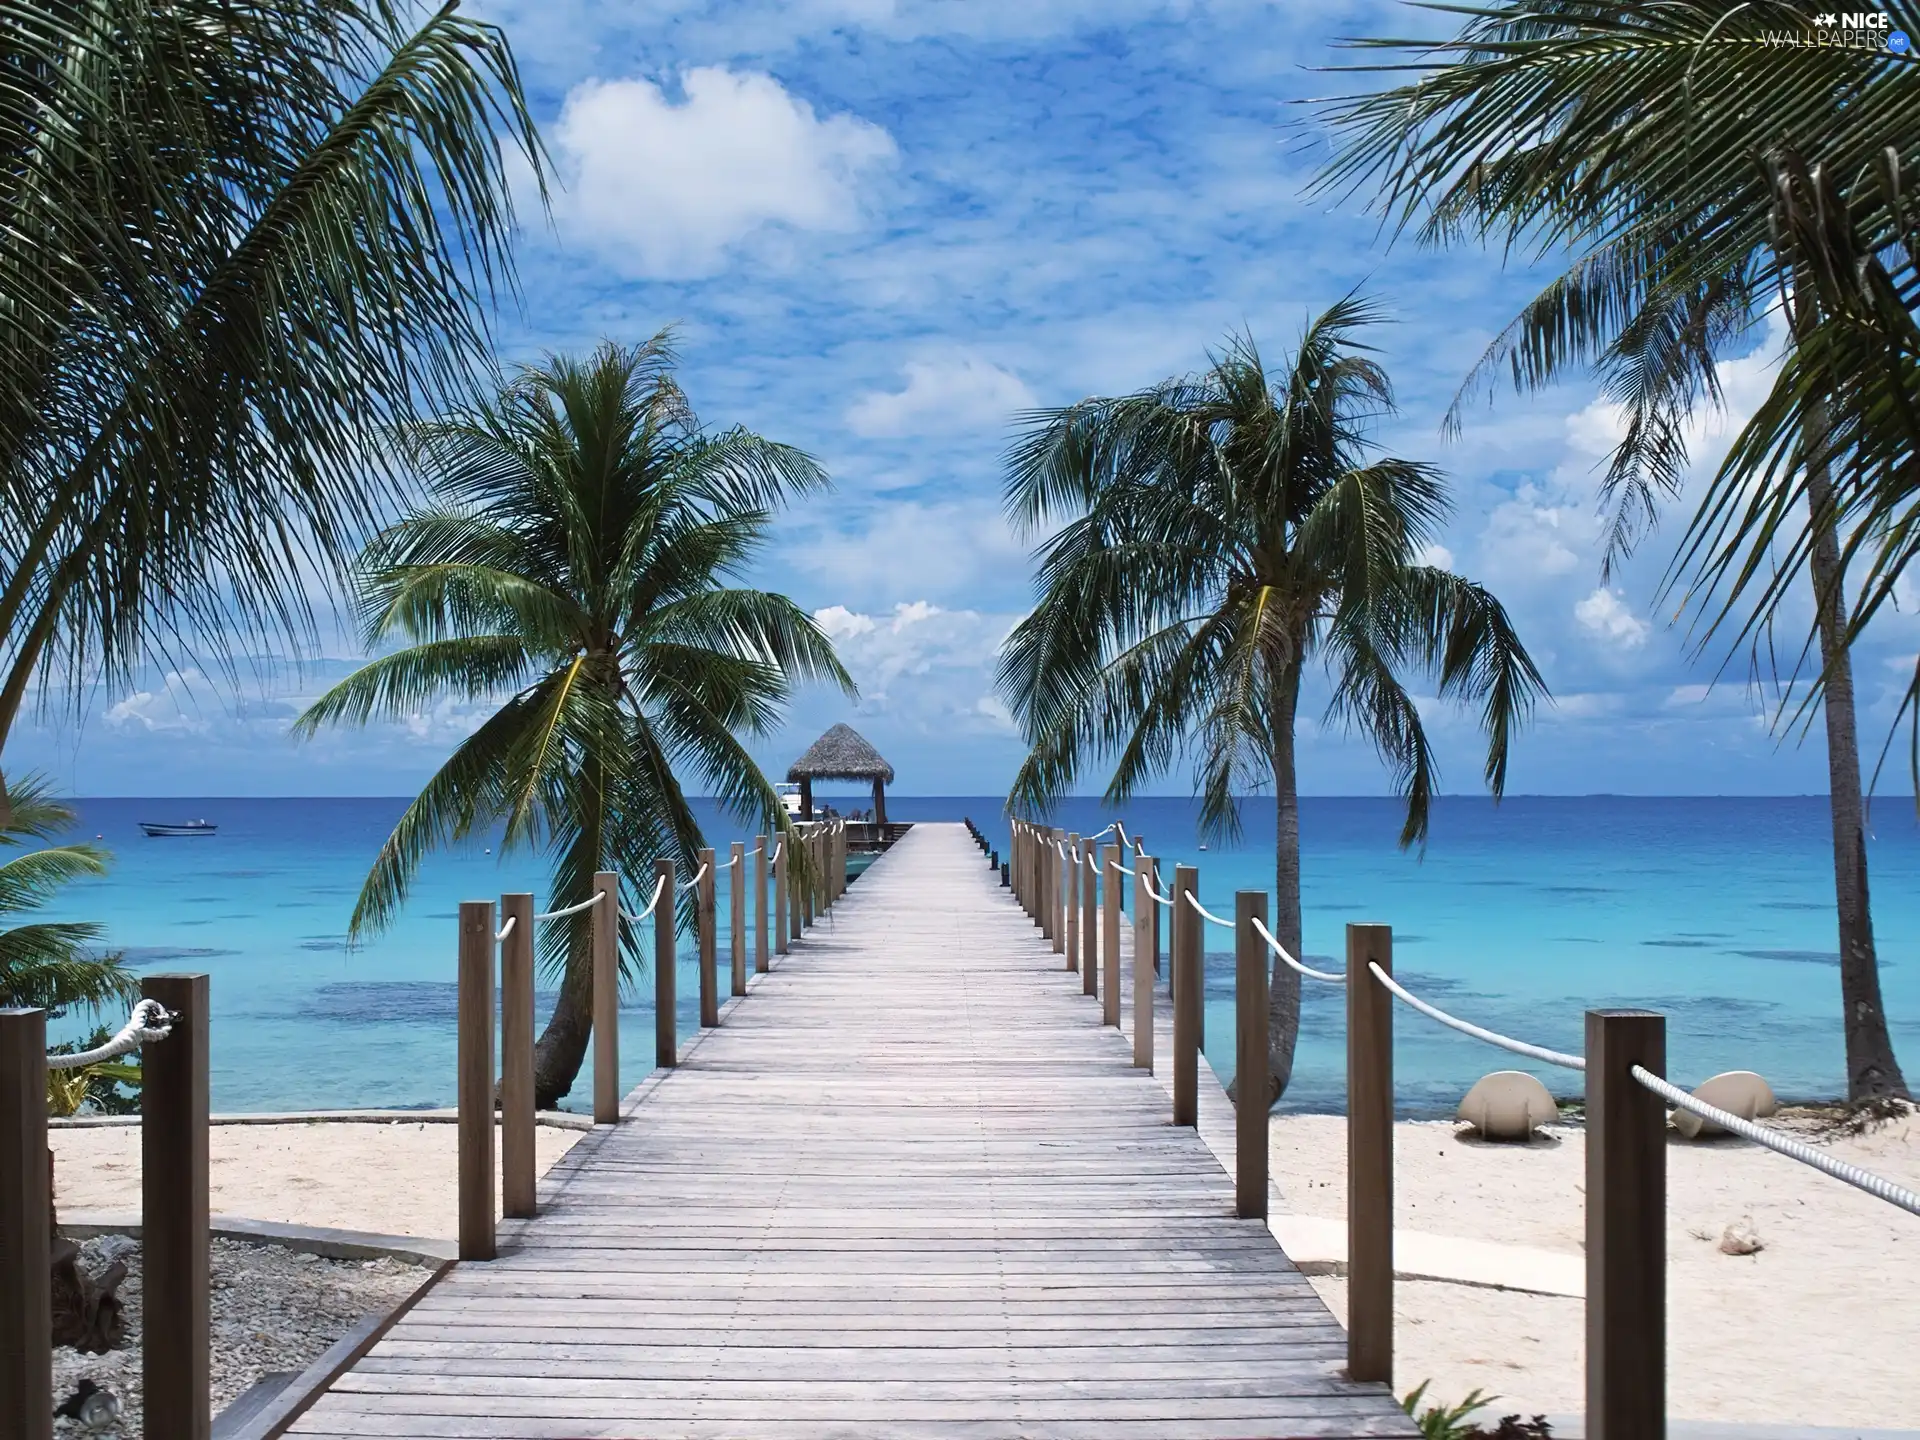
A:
44 796 1920 1116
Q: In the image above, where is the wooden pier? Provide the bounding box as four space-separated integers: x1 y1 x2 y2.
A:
290 823 1413 1439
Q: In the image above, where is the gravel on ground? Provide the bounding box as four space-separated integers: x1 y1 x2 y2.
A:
51 1235 430 1438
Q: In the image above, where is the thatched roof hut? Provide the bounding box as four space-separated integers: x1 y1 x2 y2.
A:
787 723 894 823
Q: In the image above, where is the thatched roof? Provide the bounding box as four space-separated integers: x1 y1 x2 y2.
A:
787 723 894 783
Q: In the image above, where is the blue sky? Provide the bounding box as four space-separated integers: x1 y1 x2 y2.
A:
21 0 1920 797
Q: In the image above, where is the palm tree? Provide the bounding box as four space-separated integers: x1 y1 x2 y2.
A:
998 300 1545 1104
0 0 541 825
296 337 853 1107
1316 0 1919 1101
0 776 134 1017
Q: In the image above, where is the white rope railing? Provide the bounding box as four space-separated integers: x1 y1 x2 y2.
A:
720 852 738 871
1631 1067 1920 1217
1368 962 1586 1071
535 893 603 922
768 842 782 864
1141 871 1175 906
1183 891 1233 928
679 862 709 891
621 873 670 924
47 1000 174 1070
495 915 517 941
1114 860 1136 877
1251 916 1346 983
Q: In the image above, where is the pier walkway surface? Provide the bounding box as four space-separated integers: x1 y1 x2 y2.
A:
291 823 1413 1439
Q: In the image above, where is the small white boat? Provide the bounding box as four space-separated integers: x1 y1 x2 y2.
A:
139 820 217 838
775 782 804 819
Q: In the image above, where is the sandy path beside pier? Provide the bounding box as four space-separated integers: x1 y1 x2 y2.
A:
1271 1112 1920 1427
52 1120 583 1240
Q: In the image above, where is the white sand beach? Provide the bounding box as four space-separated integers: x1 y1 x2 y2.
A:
1271 1112 1920 1427
51 1120 583 1240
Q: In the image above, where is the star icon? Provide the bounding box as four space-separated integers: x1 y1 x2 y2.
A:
1816 11 1837 24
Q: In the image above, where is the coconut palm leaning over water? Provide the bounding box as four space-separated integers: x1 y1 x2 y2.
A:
297 337 853 1108
1316 0 1919 1102
0 0 539 829
997 299 1545 1106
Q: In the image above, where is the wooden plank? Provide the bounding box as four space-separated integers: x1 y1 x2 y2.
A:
293 825 1412 1440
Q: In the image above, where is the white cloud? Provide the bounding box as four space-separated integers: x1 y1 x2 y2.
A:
1475 480 1590 582
790 500 1028 601
812 605 878 641
546 68 896 278
845 356 1035 439
1574 587 1650 650
104 671 213 735
1549 691 1625 720
811 600 1018 731
1418 542 1455 571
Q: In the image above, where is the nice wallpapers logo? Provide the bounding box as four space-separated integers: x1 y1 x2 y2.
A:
1799 9 1913 51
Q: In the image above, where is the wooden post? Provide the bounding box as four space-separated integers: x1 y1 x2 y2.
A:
730 842 747 997
1082 843 1099 1000
1346 923 1393 1384
144 972 211 1440
775 839 790 955
593 871 619 1124
1047 829 1063 949
1171 866 1200 1127
1064 834 1081 973
802 831 817 930
654 860 676 1067
1235 892 1270 1220
454 912 495 1263
0 1008 51 1440
1015 825 1028 913
1132 857 1155 1071
1101 844 1120 1025
1138 840 1159 979
500 893 536 1218
1587 1009 1667 1440
698 849 718 1027
755 837 770 974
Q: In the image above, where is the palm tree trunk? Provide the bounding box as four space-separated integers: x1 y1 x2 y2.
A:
1264 654 1305 1108
530 751 614 1110
531 954 594 1109
1805 414 1910 1103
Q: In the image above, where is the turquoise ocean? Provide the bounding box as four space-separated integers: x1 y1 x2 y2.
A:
46 796 1920 1116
